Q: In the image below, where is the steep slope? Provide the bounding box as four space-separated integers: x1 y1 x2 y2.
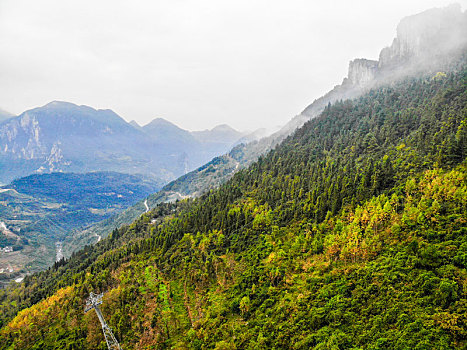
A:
128 120 141 129
63 4 467 256
378 3 467 69
298 3 467 126
0 60 465 348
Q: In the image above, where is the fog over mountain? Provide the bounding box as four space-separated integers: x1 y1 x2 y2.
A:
65 3 467 258
0 2 466 347
286 3 467 133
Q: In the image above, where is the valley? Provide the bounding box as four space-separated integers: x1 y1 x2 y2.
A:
0 172 162 282
0 109 259 283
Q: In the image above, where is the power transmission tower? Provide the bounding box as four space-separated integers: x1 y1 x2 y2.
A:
85 292 122 350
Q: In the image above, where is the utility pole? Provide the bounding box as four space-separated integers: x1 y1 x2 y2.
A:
85 292 122 350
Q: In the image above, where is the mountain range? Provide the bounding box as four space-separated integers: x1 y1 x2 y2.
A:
1 31 465 350
2 3 466 281
0 102 252 185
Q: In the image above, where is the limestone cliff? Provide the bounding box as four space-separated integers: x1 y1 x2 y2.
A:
347 59 378 87
301 3 466 118
379 4 467 69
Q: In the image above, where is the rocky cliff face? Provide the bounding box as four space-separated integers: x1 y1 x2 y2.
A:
1 112 45 160
0 102 157 183
346 59 379 87
379 4 467 69
347 4 467 89
301 4 467 118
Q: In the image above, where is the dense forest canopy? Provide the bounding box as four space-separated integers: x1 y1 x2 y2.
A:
0 62 466 349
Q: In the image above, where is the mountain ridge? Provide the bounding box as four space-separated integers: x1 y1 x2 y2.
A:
300 4 467 119
0 102 250 184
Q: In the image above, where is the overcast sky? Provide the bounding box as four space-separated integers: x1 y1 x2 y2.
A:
0 0 465 131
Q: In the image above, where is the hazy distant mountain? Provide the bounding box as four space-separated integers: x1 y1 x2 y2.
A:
0 108 14 123
233 128 271 146
128 120 141 129
143 118 198 149
192 124 244 144
191 124 250 163
140 118 248 174
0 102 246 184
0 101 164 183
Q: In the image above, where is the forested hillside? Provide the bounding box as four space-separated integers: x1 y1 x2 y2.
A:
0 63 466 349
62 4 467 260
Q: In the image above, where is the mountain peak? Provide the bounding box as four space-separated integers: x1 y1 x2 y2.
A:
21 101 128 127
44 100 81 108
129 120 141 128
211 124 238 133
141 118 195 147
192 123 244 145
41 101 115 115
145 117 177 127
39 101 95 114
143 118 187 133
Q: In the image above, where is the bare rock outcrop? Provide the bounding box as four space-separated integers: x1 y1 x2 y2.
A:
300 3 467 120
